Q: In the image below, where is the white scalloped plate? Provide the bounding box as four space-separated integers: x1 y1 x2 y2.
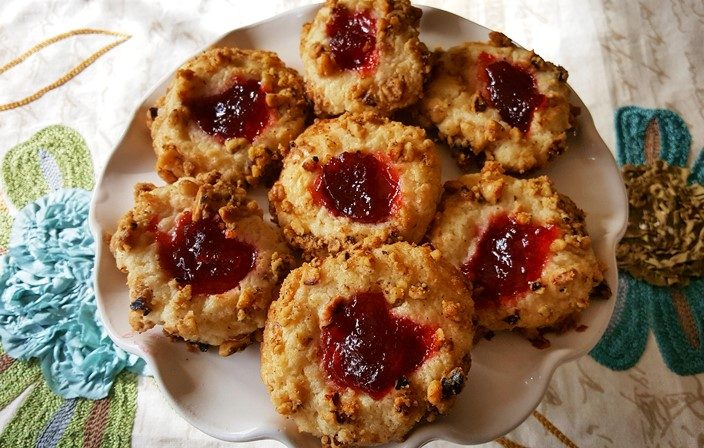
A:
90 4 628 446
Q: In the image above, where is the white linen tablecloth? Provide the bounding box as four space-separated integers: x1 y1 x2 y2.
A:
1 1 702 446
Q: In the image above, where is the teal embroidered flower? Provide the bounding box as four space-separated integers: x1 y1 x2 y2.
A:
0 189 145 399
590 107 704 375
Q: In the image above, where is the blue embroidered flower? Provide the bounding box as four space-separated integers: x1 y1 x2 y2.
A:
590 107 704 375
0 189 145 399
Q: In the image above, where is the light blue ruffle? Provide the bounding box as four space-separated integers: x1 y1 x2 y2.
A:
0 189 145 400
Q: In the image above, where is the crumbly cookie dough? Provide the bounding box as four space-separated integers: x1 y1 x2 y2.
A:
300 0 429 116
148 47 309 185
428 162 604 332
110 173 297 355
260 242 474 446
269 112 442 260
418 32 576 173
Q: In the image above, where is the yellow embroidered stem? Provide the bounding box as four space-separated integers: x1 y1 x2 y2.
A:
495 436 528 448
532 410 580 448
0 29 130 112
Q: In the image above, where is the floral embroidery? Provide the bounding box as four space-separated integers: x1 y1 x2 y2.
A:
590 106 704 375
0 189 144 399
1 125 94 210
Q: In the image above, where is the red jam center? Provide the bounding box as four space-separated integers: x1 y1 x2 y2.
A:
187 78 270 143
312 151 399 224
478 53 546 133
461 214 558 307
321 292 436 400
156 212 257 295
326 6 379 75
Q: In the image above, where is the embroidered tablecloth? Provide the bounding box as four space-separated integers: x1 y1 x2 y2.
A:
1 0 702 447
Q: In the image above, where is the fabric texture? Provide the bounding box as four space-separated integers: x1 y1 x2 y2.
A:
0 188 145 399
1 125 94 209
0 124 145 446
0 352 138 448
591 106 704 376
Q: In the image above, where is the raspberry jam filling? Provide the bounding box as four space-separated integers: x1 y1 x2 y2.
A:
326 5 379 75
311 151 399 224
462 214 558 307
156 211 257 295
187 77 270 143
321 292 436 400
477 52 546 133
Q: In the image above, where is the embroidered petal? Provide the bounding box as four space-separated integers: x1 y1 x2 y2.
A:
1 125 94 209
590 273 650 370
0 347 42 411
648 279 704 375
689 150 704 185
615 107 691 167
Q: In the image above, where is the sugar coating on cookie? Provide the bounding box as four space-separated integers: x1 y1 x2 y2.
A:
428 162 604 332
110 174 297 355
300 0 429 116
260 242 474 446
418 32 575 174
149 47 309 185
269 112 442 260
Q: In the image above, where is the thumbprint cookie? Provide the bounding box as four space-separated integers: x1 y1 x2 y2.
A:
260 242 474 446
268 112 441 260
148 47 309 185
418 32 576 174
428 162 604 333
110 173 297 355
300 0 429 116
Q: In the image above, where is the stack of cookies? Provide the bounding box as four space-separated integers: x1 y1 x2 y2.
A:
109 0 605 445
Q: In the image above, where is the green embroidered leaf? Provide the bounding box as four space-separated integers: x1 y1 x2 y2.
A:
1 125 94 209
54 398 95 448
0 196 11 252
0 381 63 447
100 373 138 448
0 351 41 410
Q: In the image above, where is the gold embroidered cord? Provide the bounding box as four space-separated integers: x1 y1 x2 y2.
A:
495 436 529 448
0 29 130 111
532 410 580 448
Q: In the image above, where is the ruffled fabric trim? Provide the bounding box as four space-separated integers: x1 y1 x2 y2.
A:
0 189 144 399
